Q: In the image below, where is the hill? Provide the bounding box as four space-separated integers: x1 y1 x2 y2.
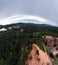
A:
0 23 58 65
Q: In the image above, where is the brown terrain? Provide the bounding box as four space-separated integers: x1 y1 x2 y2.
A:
42 35 58 55
21 35 58 65
25 44 52 65
42 35 58 65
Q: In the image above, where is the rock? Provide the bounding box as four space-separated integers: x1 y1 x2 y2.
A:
42 35 58 65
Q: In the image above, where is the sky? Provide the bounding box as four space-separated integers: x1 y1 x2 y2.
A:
0 0 58 26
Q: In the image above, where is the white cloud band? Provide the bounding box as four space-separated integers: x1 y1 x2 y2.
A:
0 15 56 26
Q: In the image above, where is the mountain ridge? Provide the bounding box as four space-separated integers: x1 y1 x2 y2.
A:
0 23 58 29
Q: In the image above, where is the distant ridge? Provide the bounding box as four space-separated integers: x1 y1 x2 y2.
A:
0 22 57 29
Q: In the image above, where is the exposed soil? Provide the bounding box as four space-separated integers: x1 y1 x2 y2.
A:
25 44 52 65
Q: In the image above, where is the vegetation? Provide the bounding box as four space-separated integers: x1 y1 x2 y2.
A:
0 23 58 65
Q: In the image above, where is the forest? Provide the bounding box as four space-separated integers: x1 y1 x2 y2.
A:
0 23 58 65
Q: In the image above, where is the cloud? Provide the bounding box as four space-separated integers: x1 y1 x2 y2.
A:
0 15 56 26
0 0 58 26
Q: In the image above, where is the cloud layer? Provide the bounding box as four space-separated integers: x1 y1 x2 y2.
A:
0 0 58 26
0 15 56 26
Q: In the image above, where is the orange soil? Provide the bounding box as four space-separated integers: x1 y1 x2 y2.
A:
25 44 52 65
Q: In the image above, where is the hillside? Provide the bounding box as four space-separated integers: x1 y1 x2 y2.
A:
0 23 58 36
25 44 52 65
42 36 58 65
0 23 58 65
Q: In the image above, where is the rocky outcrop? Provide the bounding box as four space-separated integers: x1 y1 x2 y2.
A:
25 44 52 65
42 35 58 47
42 35 58 65
42 35 58 55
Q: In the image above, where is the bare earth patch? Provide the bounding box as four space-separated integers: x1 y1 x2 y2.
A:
25 44 52 65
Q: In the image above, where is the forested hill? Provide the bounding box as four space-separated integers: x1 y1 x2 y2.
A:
0 23 58 36
0 23 58 65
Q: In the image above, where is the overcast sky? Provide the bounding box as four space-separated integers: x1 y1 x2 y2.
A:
0 0 58 26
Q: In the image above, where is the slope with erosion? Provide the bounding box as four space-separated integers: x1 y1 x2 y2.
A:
0 23 58 65
42 35 58 65
25 44 52 65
